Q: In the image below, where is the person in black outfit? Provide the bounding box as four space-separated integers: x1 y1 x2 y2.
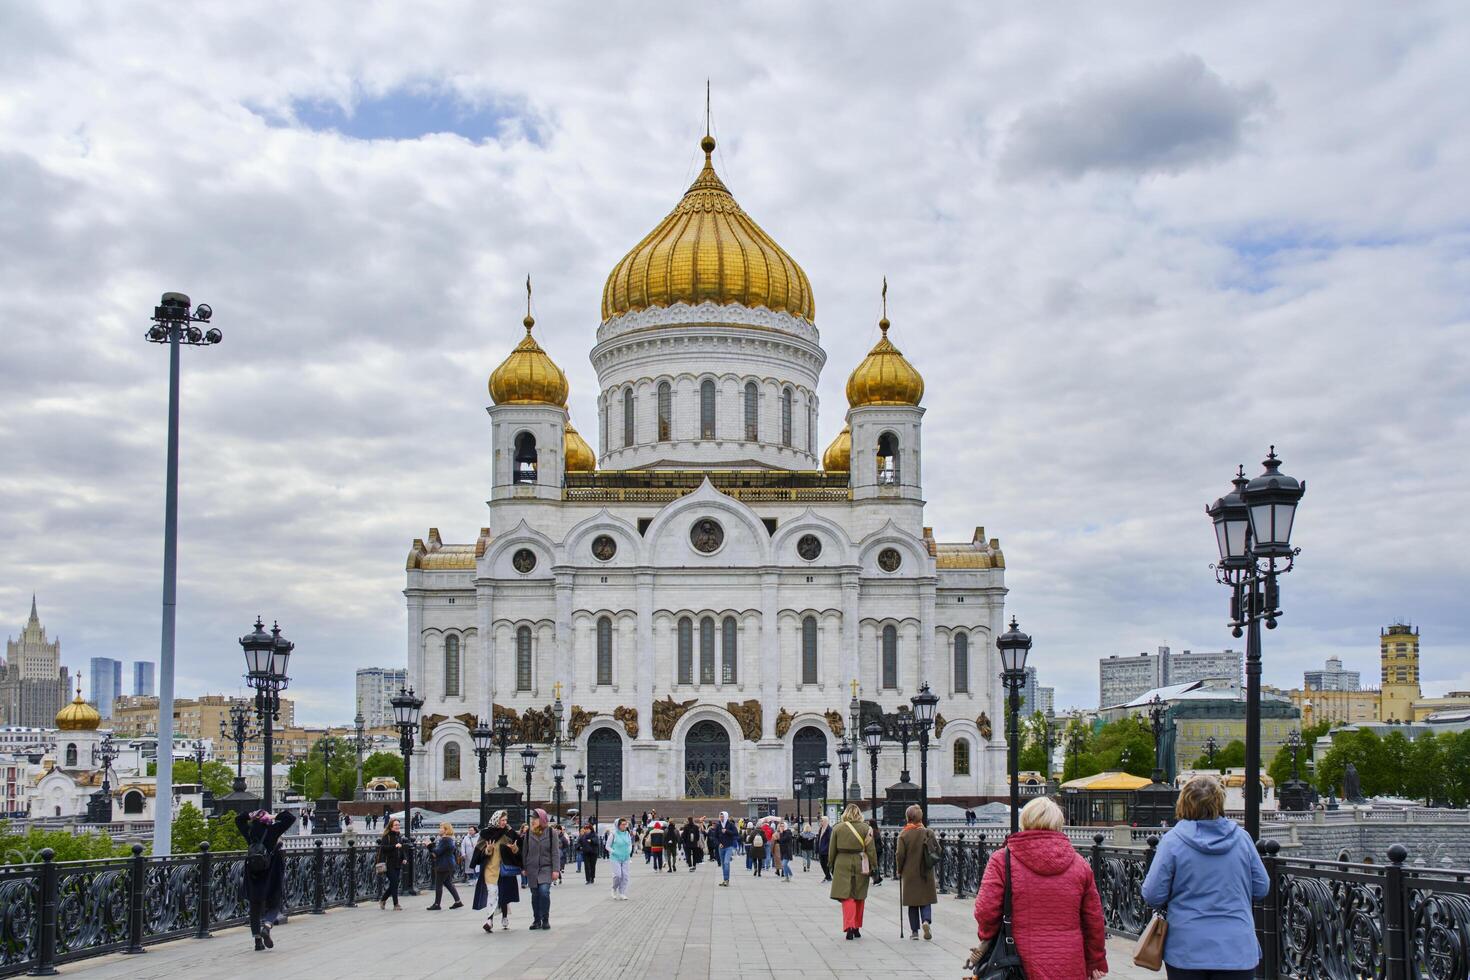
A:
577 822 600 883
425 821 464 910
377 817 406 909
235 808 297 950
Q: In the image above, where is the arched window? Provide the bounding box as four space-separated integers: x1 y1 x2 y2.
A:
657 382 672 441
801 616 818 685
953 633 969 694
596 616 613 686
123 791 145 815
443 742 461 780
516 626 533 692
881 625 898 690
677 617 694 685
781 388 793 447
622 388 635 448
700 380 716 439
699 617 716 685
513 431 538 484
722 616 738 684
877 432 899 485
744 382 759 441
65 743 77 767
444 635 461 698
953 738 971 776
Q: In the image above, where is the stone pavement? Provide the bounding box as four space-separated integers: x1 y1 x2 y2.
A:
66 856 1150 979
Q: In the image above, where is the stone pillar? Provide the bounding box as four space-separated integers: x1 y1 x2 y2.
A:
636 572 654 742
406 593 425 695
555 573 574 698
477 585 495 721
919 581 937 689
760 572 780 740
841 572 860 693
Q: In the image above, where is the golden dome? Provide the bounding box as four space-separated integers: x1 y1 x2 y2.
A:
822 424 851 472
601 135 814 323
489 315 569 407
56 689 101 732
564 419 596 472
845 318 924 407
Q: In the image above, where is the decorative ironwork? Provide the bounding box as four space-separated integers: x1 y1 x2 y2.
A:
1409 887 1470 980
0 865 39 972
143 857 199 939
685 720 731 798
53 859 130 961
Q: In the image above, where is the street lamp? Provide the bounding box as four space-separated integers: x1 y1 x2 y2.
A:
574 769 586 827
1208 447 1305 840
145 292 222 856
848 680 863 804
836 742 853 811
1286 729 1303 782
911 683 939 822
219 700 257 795
551 688 565 826
1203 735 1219 771
803 771 817 826
493 715 514 788
352 712 367 799
1146 695 1168 783
87 734 119 822
241 617 293 810
591 779 602 826
792 774 802 824
895 715 914 785
471 719 495 829
817 759 831 820
390 687 424 893
997 616 1033 835
521 744 538 826
1066 720 1085 782
863 722 883 826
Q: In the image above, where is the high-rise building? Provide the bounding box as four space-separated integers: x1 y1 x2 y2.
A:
1303 656 1360 692
132 662 155 697
0 598 71 727
88 658 123 718
1167 649 1242 687
1036 686 1055 717
356 667 407 729
1379 623 1421 722
1099 646 1243 708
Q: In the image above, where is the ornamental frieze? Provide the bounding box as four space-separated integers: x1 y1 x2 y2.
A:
824 710 845 738
419 713 446 745
775 708 795 739
567 705 592 741
727 699 762 742
652 695 697 740
613 705 639 739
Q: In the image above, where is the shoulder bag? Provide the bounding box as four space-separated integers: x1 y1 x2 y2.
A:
1132 908 1168 971
971 848 1025 980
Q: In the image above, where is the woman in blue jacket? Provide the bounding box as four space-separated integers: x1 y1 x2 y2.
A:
1141 774 1269 980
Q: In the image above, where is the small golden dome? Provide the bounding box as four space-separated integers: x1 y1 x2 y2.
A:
845 318 924 407
564 419 596 473
489 315 569 406
56 689 101 732
601 135 815 323
822 424 851 472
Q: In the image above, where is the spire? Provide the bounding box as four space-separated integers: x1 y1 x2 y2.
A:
524 275 534 331
28 594 38 625
700 80 716 158
880 277 889 333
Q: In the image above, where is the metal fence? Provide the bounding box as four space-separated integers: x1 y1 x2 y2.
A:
0 840 431 977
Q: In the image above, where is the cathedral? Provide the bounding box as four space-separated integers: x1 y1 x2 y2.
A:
404 130 1009 804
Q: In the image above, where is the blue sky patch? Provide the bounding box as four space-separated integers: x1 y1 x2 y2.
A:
265 87 542 144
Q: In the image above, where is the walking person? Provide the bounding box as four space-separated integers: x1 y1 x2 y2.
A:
577 822 600 884
681 817 699 871
713 811 739 887
975 797 1108 980
747 823 767 877
236 808 296 951
424 821 464 910
471 810 521 933
777 821 795 880
828 803 878 940
816 816 833 881
522 808 561 930
461 827 479 882
1141 774 1269 980
608 818 634 900
648 820 666 871
376 817 406 910
894 805 938 940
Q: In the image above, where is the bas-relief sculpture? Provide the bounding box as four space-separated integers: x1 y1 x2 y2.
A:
978 712 993 740
613 705 639 739
419 713 446 745
775 708 795 739
652 695 698 740
567 705 592 741
824 710 845 738
933 713 947 738
727 699 763 742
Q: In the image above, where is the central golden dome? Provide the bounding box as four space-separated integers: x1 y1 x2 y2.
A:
601 135 814 323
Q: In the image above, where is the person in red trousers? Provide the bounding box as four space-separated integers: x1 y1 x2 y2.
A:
827 804 879 940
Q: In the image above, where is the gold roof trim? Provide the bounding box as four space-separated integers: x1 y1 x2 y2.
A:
846 316 923 407
821 424 850 472
408 531 478 571
933 528 1005 570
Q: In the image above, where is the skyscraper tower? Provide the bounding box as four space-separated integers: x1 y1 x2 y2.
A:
1378 622 1421 722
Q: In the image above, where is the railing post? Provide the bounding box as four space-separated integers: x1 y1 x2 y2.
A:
124 843 146 954
936 831 949 895
1090 832 1104 890
311 839 326 914
28 848 57 976
1259 838 1280 979
1384 843 1409 980
194 841 212 939
954 835 967 900
345 839 357 908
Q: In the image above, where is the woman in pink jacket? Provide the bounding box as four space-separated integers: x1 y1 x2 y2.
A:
975 797 1108 980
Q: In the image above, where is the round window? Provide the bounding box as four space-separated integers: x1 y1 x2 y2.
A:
877 548 902 572
690 518 725 554
591 535 617 562
797 534 822 561
512 548 537 573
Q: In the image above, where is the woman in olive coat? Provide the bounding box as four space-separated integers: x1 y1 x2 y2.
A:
827 804 879 940
894 804 939 940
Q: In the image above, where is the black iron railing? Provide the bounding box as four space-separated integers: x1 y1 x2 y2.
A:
0 840 432 977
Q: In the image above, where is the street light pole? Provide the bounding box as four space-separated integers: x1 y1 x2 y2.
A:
472 720 494 830
551 687 565 826
219 701 257 795
390 687 424 894
353 712 366 799
521 745 538 827
1147 695 1168 783
848 681 863 805
911 684 939 822
817 759 831 822
863 723 882 826
575 770 585 828
837 742 852 812
1204 735 1219 770
240 618 293 811
592 780 602 826
997 617 1034 836
145 292 221 856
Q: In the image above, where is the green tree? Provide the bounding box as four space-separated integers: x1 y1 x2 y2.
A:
1444 731 1470 807
363 751 405 783
171 802 211 853
1315 728 1389 797
1092 716 1156 778
1405 733 1446 805
1018 711 1051 774
146 759 236 797
0 822 136 865
1059 717 1099 782
209 812 248 852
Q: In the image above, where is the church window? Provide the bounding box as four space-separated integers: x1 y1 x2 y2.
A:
622 388 635 448
722 616 738 684
443 742 461 780
882 625 898 690
801 616 818 685
596 616 613 686
123 791 144 815
877 431 899 485
444 635 461 698
953 633 969 694
744 382 759 441
65 743 77 767
516 626 532 692
699 617 716 685
781 388 793 447
513 431 538 484
657 382 672 441
954 738 971 776
701 380 716 439
677 617 693 685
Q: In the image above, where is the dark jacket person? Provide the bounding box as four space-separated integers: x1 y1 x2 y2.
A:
236 808 297 950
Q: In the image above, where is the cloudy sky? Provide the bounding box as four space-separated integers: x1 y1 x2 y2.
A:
3 4 1466 725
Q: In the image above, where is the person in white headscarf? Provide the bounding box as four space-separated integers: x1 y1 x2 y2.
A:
712 810 740 886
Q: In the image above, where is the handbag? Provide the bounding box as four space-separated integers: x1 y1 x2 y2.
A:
972 848 1025 980
847 823 871 875
374 862 387 875
1132 910 1168 971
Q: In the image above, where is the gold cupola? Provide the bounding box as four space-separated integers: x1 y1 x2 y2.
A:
564 419 596 473
488 311 569 407
822 424 851 472
56 687 101 732
601 134 815 323
845 313 924 408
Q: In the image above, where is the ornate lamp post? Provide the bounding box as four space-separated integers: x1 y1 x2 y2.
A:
591 779 602 826
493 715 514 788
521 744 538 827
1066 721 1085 782
911 683 939 821
471 719 494 829
390 687 423 892
240 618 293 809
863 722 883 825
145 292 222 855
1146 695 1168 783
791 773 802 824
87 734 118 823
997 616 1033 835
1203 734 1219 770
352 712 367 799
817 759 831 819
1280 728 1311 811
848 680 863 804
574 769 586 826
219 701 257 795
315 735 341 834
551 687 566 826
837 742 853 811
1207 448 1305 840
803 771 817 826
895 715 914 785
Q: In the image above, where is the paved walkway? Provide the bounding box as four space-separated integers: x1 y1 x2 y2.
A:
66 856 1149 979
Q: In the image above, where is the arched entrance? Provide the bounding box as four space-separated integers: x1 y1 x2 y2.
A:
587 728 623 802
684 721 730 799
792 726 827 785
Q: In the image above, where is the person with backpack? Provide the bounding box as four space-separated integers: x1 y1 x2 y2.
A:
376 817 406 910
746 823 766 876
894 804 939 940
828 804 878 940
235 808 297 951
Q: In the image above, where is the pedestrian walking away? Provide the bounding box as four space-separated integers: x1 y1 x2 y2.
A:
522 808 562 930
816 816 833 881
608 818 634 900
425 821 464 910
375 817 406 911
827 803 878 940
893 804 938 940
1141 774 1269 980
747 823 766 876
577 822 600 884
237 808 296 951
713 811 739 886
460 827 478 882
